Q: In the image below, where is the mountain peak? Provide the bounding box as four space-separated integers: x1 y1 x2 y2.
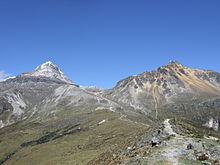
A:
165 61 185 68
35 61 61 73
23 61 72 83
157 61 186 71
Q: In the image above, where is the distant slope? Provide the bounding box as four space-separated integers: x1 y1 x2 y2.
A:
0 62 121 127
0 61 220 165
0 61 220 130
103 61 220 128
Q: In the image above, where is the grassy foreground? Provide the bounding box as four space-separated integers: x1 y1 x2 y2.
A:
0 110 148 165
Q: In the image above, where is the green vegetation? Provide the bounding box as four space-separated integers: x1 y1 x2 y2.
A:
179 158 202 165
0 110 148 165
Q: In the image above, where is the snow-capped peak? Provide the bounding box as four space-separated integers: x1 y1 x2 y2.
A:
23 61 72 83
35 61 62 73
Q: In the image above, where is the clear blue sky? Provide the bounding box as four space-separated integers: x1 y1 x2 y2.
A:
0 0 219 88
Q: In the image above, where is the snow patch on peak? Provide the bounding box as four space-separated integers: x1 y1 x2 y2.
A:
45 61 53 65
23 61 72 84
38 61 53 66
3 76 16 82
35 61 58 71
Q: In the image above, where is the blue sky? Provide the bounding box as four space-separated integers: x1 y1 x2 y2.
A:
0 0 220 88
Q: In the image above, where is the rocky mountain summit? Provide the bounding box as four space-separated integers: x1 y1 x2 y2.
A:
105 61 220 110
104 61 220 128
21 61 73 84
0 61 220 165
0 61 119 128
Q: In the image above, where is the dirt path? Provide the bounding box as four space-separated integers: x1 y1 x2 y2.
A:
160 119 183 164
145 119 193 165
119 119 220 165
163 119 178 136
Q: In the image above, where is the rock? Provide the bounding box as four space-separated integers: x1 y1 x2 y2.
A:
201 161 212 165
123 146 132 154
151 137 159 147
134 155 142 162
213 160 220 164
112 154 117 159
196 152 209 161
187 143 194 150
127 146 132 151
204 117 220 131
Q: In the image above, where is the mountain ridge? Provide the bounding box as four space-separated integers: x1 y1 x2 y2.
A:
0 61 220 129
0 61 220 165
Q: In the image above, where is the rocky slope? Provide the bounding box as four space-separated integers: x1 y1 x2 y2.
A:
1 61 220 129
104 61 220 129
0 61 220 165
0 62 121 128
108 118 220 165
104 61 220 111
